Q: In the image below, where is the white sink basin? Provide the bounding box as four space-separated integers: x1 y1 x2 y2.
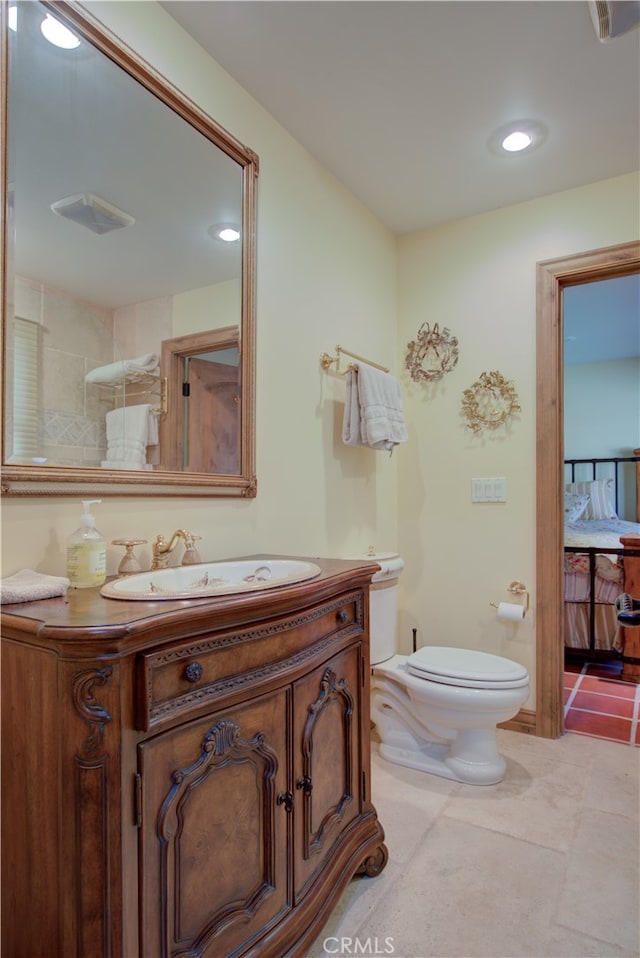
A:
101 558 322 600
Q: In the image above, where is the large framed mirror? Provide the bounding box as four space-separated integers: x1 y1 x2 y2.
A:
1 0 258 497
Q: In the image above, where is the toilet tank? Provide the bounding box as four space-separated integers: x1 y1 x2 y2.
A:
346 552 404 665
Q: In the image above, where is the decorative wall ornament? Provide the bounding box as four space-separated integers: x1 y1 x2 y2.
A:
404 322 459 383
461 370 521 434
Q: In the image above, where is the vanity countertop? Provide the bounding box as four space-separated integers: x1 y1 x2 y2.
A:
0 555 380 655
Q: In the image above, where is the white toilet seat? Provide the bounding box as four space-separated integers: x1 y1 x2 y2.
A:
407 646 529 689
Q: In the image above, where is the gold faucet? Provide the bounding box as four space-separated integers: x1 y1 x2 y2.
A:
151 530 202 570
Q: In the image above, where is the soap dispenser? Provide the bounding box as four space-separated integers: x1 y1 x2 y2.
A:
67 500 107 588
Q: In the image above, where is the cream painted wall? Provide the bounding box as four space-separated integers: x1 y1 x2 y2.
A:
1 1 398 578
173 281 240 337
396 171 640 707
2 3 638 718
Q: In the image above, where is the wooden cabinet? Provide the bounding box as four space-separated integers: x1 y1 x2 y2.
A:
1 557 387 958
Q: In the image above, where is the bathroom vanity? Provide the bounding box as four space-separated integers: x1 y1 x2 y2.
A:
1 556 387 958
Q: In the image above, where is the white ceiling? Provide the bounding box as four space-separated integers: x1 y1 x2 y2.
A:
160 0 640 235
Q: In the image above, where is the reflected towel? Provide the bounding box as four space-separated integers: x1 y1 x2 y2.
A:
1 569 69 604
342 363 408 453
85 353 159 385
106 404 158 446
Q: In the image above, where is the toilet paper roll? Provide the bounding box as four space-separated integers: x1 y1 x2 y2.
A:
497 602 525 622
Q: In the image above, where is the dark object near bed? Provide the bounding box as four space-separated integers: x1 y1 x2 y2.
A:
616 593 640 627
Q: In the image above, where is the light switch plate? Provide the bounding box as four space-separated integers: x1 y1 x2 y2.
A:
472 477 507 502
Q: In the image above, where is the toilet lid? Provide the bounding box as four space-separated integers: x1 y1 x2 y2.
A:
407 646 529 689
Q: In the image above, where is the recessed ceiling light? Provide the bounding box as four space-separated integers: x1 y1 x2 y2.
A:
40 13 81 50
501 131 533 153
208 223 241 243
488 120 548 157
8 5 17 31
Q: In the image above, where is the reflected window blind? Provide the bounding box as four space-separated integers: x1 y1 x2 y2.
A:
13 317 40 458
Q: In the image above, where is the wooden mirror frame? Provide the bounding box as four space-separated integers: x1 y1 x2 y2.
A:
0 1 258 498
535 240 640 738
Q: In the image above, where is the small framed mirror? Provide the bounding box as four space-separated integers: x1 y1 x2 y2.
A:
1 1 258 497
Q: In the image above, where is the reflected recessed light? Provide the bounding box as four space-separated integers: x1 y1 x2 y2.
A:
488 120 547 157
208 223 240 243
40 13 81 49
8 5 17 31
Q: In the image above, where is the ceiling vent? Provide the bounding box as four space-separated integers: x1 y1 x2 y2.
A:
588 0 640 40
50 192 135 235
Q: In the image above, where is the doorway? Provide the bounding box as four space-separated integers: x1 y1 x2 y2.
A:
535 240 640 738
159 326 240 474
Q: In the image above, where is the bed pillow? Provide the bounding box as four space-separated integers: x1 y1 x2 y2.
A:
565 479 617 520
564 492 590 523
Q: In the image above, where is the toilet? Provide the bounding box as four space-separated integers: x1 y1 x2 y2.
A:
362 553 530 786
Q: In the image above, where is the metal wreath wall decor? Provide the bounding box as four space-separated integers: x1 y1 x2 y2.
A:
461 370 521 434
404 322 459 383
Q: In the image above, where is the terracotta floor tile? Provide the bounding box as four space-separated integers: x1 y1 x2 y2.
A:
579 674 637 698
570 690 635 718
563 671 580 690
564 709 633 744
564 660 583 674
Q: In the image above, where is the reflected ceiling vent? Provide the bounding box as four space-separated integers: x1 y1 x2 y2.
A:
50 192 135 235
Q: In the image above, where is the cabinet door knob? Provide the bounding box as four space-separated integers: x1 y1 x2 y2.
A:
336 609 348 624
277 791 294 813
296 775 313 796
184 661 203 683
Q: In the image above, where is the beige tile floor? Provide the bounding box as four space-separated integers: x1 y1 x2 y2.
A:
306 730 640 958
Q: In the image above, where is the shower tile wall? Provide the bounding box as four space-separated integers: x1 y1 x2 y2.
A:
15 276 114 466
13 278 170 468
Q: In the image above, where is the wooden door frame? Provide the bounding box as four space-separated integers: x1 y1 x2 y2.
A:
535 240 640 738
159 326 239 472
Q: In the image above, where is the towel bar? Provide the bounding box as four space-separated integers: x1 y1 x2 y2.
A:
320 344 389 374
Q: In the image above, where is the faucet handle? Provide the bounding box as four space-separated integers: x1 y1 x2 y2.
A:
181 533 203 566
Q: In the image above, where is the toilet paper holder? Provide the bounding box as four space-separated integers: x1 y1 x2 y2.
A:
490 580 530 615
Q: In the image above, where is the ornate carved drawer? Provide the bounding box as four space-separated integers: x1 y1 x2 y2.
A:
135 590 365 731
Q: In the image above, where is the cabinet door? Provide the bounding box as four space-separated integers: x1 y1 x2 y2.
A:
138 689 290 958
292 644 362 902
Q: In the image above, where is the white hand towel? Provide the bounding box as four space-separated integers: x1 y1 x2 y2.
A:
342 364 408 453
106 440 146 458
1 569 69 604
85 353 159 385
342 368 364 447
106 404 155 445
104 404 157 469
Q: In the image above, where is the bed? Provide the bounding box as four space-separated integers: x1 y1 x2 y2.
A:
564 453 640 680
